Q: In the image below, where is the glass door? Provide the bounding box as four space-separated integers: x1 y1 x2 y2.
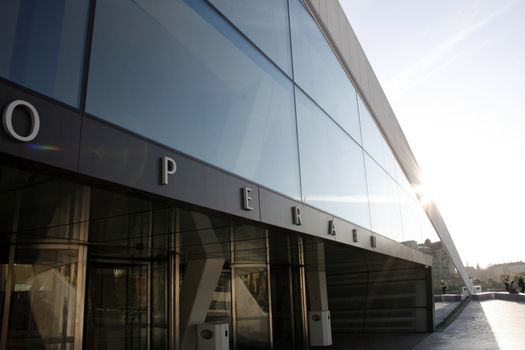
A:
85 263 149 350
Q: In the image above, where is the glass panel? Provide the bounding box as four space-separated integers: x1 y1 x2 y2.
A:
358 96 397 177
179 210 231 262
364 154 403 241
0 182 15 246
394 161 417 199
152 207 171 259
0 0 89 106
234 224 267 264
399 189 423 245
87 0 301 199
85 264 148 350
152 261 167 349
17 181 82 243
296 89 370 229
289 0 361 142
234 266 269 350
209 0 292 75
89 189 152 258
7 249 78 349
0 247 8 333
205 271 232 348
270 265 294 349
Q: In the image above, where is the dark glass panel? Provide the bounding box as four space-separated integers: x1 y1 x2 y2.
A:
85 263 148 350
0 0 89 106
234 224 266 264
17 180 82 243
89 189 152 258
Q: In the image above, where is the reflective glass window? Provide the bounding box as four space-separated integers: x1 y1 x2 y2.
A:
234 224 267 264
209 0 292 75
17 181 83 243
365 154 403 241
179 210 231 261
0 248 7 333
296 90 370 229
0 0 89 107
399 189 423 244
234 266 270 350
289 0 361 142
394 161 417 199
87 0 300 199
89 189 152 258
7 249 78 349
85 263 149 350
358 96 397 177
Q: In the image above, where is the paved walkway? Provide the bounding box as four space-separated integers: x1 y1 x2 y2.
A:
329 300 525 349
414 300 525 350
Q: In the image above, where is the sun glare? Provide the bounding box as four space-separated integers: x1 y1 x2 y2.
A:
414 183 433 206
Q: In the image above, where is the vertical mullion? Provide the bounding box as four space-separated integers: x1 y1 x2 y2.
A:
74 186 91 350
0 192 21 349
298 236 308 348
147 203 153 350
230 223 237 350
266 230 273 350
287 236 296 349
174 209 181 350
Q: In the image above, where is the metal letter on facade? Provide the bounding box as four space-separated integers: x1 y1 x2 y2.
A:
352 228 358 242
328 220 336 236
161 156 177 185
370 235 376 248
2 100 40 142
292 206 302 226
241 187 253 211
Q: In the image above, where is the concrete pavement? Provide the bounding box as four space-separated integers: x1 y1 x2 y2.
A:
414 300 525 350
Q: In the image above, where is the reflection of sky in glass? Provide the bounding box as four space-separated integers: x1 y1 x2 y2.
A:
340 0 525 267
296 89 370 229
290 0 361 142
87 0 300 199
209 0 292 75
365 154 403 241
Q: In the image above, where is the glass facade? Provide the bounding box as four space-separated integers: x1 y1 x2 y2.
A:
0 0 89 107
0 0 469 339
86 0 301 199
296 89 370 229
0 0 459 253
289 0 361 143
209 0 293 76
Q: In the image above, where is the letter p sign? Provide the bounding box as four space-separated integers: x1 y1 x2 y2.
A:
161 156 177 185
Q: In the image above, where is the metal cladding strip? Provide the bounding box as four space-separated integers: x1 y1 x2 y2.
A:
305 0 472 293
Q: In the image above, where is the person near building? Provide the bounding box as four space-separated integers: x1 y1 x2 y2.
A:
441 280 448 294
518 276 525 293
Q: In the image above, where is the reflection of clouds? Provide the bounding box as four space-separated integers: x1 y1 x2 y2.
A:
306 195 399 204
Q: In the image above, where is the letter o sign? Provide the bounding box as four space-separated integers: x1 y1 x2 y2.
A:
2 100 40 142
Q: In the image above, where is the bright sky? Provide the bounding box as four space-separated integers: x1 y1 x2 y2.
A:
339 0 525 268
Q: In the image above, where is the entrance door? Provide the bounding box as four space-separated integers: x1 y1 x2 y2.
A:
85 263 149 350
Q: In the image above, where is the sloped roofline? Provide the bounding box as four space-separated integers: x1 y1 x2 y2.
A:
305 0 472 292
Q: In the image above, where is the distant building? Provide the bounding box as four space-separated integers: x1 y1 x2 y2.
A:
487 262 525 277
405 240 460 293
